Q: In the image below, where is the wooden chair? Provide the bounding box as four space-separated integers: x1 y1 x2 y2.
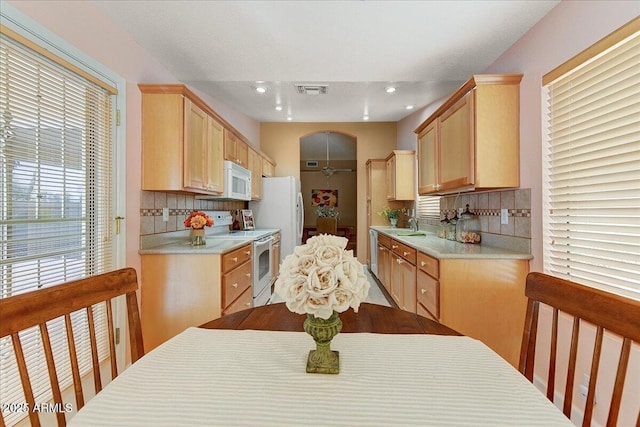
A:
519 272 640 427
0 267 144 427
316 217 338 235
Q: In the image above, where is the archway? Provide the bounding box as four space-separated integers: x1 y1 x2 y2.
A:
299 131 357 253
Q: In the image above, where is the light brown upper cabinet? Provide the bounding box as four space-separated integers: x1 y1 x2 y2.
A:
417 120 438 194
248 147 262 200
140 84 224 195
386 150 415 201
183 99 208 191
262 157 275 177
415 74 522 195
224 129 249 168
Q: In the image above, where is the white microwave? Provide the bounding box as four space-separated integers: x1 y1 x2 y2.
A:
197 161 251 201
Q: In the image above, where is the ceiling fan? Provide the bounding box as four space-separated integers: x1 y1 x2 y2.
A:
321 132 354 178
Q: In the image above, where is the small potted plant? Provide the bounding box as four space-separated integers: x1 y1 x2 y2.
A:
378 206 406 228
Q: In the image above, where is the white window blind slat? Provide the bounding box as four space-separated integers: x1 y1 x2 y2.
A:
551 53 640 109
550 33 640 93
551 100 640 141
1 29 114 426
542 26 640 298
417 195 441 219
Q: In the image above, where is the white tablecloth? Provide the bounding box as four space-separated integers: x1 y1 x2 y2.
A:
69 327 571 426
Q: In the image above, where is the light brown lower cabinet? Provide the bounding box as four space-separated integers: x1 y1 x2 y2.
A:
223 286 252 316
438 258 528 368
141 243 253 352
415 253 529 368
377 234 392 292
390 239 416 312
417 251 439 321
371 232 529 368
221 259 251 309
271 232 281 283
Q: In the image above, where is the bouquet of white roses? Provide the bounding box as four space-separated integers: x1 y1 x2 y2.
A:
274 234 370 320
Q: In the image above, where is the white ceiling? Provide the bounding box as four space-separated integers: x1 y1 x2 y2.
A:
94 0 559 122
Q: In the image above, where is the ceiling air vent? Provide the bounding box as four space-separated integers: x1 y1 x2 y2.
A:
295 84 328 95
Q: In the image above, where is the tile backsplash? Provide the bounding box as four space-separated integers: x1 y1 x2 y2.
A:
140 191 246 235
415 188 531 254
440 188 531 239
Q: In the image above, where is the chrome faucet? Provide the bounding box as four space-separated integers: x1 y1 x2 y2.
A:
408 216 419 232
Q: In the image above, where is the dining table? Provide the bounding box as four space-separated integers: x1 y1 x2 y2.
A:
68 303 572 426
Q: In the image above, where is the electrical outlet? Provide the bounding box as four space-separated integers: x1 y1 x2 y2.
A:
162 207 169 222
500 208 509 225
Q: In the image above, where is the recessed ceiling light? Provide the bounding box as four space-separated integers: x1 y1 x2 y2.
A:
405 105 414 110
385 86 396 94
287 116 293 121
275 105 283 111
363 115 369 121
255 86 267 94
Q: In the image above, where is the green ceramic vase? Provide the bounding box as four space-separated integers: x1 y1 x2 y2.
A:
304 311 342 374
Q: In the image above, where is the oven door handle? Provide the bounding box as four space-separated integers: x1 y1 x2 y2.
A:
254 236 274 247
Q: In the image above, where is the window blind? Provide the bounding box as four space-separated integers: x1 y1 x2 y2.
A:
417 195 441 219
542 25 640 297
0 31 114 425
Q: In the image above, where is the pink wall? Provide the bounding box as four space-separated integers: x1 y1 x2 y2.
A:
7 0 261 276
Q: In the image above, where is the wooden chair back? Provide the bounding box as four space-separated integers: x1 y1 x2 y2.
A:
316 217 338 235
0 267 144 427
519 272 640 427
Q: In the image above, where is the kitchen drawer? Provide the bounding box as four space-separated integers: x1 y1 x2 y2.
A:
222 244 252 273
391 239 416 265
378 233 391 248
417 301 438 322
223 286 253 316
417 252 439 278
417 269 439 319
222 260 252 308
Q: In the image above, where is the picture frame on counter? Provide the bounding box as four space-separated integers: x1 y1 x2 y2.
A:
241 209 255 230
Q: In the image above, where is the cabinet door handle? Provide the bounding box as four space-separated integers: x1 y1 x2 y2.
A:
245 273 251 277
232 257 238 262
232 283 238 288
244 250 251 255
403 251 409 256
396 258 403 264
392 245 398 249
245 302 251 307
421 261 426 267
421 289 427 295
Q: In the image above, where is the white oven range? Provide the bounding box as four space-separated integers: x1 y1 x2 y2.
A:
203 212 277 307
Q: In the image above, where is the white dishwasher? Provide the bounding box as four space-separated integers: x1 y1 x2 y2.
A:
369 229 378 276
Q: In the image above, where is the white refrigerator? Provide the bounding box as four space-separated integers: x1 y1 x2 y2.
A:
249 176 303 262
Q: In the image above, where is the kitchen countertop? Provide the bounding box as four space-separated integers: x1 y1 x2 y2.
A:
139 228 280 255
371 226 532 260
139 238 253 255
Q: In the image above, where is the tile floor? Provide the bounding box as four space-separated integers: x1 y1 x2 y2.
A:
269 267 391 307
